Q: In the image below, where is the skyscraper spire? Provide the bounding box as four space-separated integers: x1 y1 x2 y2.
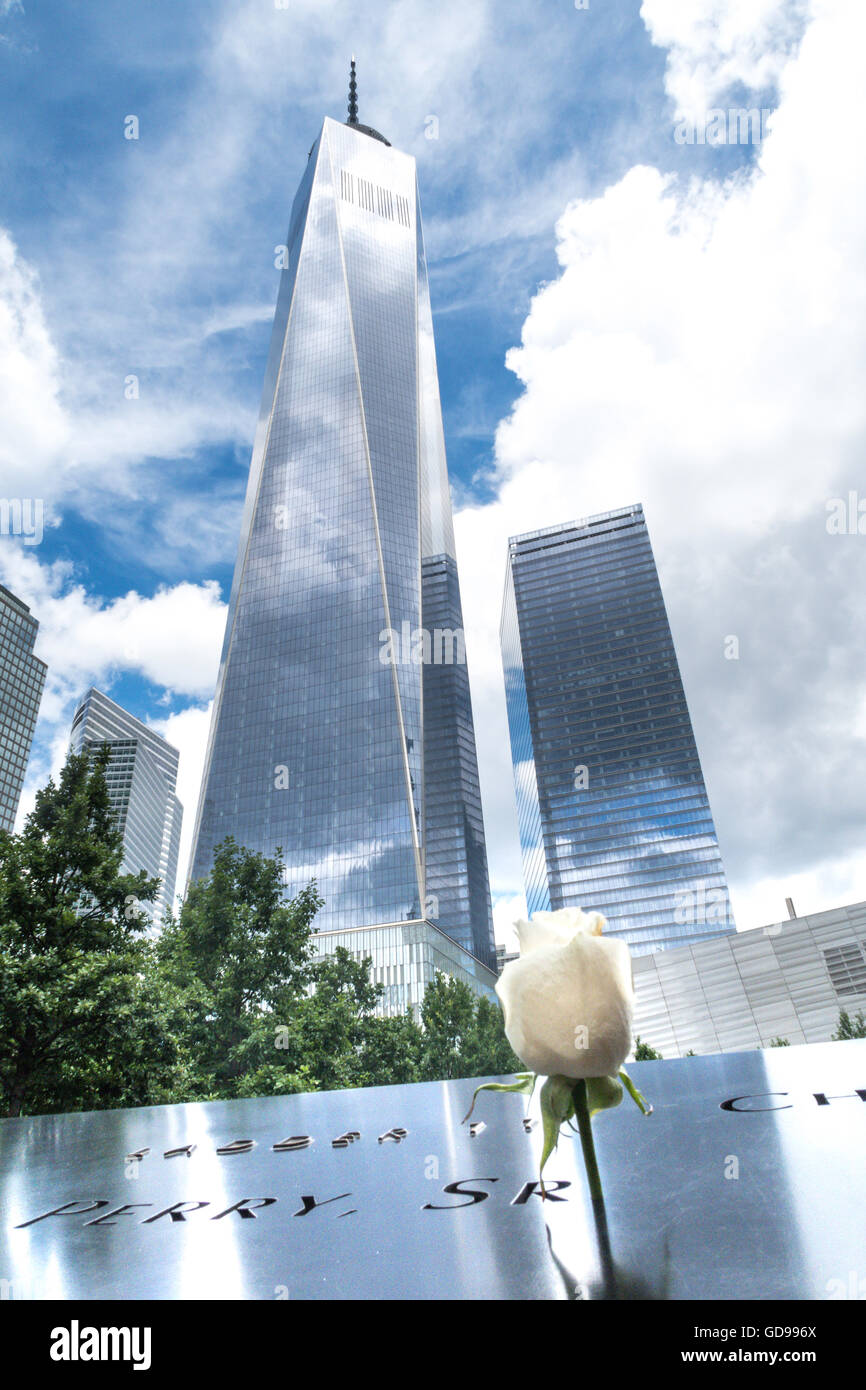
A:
347 56 359 126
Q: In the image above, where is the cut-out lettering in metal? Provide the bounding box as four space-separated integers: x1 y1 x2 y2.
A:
272 1135 313 1152
15 1200 110 1229
332 1131 361 1148
84 1203 152 1227
293 1192 352 1217
422 1179 498 1210
212 1197 277 1220
142 1201 210 1224
378 1127 408 1143
511 1180 571 1205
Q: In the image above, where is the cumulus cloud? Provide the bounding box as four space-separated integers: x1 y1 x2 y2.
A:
641 0 812 119
0 547 224 835
0 550 224 710
0 231 70 501
0 0 607 561
458 0 866 933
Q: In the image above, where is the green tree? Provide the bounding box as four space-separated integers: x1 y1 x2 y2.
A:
358 1011 424 1087
634 1035 662 1060
417 972 521 1081
419 972 478 1080
289 946 384 1092
831 1009 866 1040
0 760 547 1115
155 836 322 1097
461 995 522 1078
0 749 182 1117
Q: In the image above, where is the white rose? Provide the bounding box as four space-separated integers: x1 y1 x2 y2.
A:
496 907 634 1080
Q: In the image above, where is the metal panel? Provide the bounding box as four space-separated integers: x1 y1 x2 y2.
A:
1 1041 864 1300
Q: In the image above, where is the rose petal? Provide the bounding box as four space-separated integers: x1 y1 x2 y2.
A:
496 930 634 1080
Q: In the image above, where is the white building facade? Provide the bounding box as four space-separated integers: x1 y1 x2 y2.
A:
633 900 866 1055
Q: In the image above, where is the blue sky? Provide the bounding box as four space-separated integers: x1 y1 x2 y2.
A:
2 0 865 945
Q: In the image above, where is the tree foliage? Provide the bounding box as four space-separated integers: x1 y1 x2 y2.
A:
155 836 323 1097
420 973 521 1080
831 1009 866 1040
1 761 520 1116
0 749 182 1117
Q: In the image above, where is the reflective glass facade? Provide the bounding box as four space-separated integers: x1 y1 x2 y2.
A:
70 688 182 924
190 116 495 973
501 506 735 955
0 584 46 832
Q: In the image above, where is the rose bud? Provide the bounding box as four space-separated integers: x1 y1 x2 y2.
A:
496 907 634 1080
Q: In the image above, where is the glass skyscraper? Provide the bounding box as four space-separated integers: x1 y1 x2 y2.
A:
501 505 735 955
70 688 182 924
189 72 497 1000
0 583 46 832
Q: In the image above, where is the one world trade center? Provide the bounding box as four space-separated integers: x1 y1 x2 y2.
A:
190 65 497 1008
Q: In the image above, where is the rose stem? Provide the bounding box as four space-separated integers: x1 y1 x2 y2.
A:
573 1080 618 1296
572 1080 603 1201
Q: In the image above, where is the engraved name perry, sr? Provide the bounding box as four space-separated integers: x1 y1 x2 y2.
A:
15 1180 573 1229
11 1085 864 1230
11 1118 552 1229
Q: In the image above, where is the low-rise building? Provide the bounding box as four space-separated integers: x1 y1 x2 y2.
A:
632 899 866 1055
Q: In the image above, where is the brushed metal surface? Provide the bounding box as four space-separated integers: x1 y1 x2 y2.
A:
0 1040 863 1299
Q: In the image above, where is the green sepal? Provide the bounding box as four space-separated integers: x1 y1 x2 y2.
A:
461 1072 535 1124
619 1066 653 1115
539 1074 577 1178
585 1073 623 1117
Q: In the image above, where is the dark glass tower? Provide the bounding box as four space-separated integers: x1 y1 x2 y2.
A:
501 505 735 955
190 78 495 977
0 584 46 832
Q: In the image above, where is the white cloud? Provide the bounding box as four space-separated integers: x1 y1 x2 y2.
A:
0 550 224 711
151 701 214 902
457 0 866 934
0 0 600 549
0 230 70 501
641 0 812 119
0 548 224 834
492 893 527 954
